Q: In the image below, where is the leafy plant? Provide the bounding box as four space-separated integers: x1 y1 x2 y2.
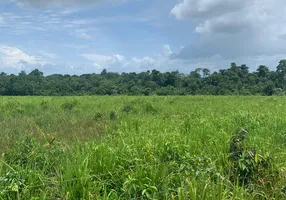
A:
110 111 117 121
228 128 277 188
61 100 79 110
93 112 104 121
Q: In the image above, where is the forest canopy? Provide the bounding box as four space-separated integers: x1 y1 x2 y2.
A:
1 60 286 96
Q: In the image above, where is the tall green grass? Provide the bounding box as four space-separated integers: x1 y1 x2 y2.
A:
0 96 286 199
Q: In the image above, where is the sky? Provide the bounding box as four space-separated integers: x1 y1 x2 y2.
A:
1 0 286 75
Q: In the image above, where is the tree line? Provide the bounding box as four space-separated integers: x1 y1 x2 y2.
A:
1 60 286 96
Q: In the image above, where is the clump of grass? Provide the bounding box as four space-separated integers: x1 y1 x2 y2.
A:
40 100 49 110
93 112 105 121
228 128 281 193
122 103 135 113
1 132 65 199
144 102 158 114
61 100 79 110
110 111 117 121
3 100 25 115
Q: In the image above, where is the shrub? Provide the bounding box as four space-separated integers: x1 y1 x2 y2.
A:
93 112 104 121
40 100 49 109
61 100 79 110
110 111 117 121
122 104 135 113
228 128 277 188
144 102 158 114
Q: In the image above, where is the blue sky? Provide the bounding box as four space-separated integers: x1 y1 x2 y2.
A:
1 0 286 75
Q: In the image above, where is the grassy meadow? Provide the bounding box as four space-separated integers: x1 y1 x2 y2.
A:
1 96 286 199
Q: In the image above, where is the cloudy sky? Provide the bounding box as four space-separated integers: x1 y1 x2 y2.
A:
1 0 286 75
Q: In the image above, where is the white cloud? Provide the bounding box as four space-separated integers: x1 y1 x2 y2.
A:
1 44 280 75
13 0 102 8
0 45 48 70
7 0 132 8
170 0 274 35
74 29 92 40
0 16 5 25
132 56 155 65
81 53 126 70
170 0 286 61
62 44 89 49
39 51 56 59
80 44 200 73
81 47 169 72
170 0 247 20
194 13 251 34
82 54 113 63
163 44 173 57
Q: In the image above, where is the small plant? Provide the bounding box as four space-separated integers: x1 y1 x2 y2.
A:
3 132 64 174
93 112 104 121
61 100 79 110
228 128 276 187
122 104 134 113
144 102 158 114
122 101 138 113
40 101 49 110
0 171 26 198
110 111 117 121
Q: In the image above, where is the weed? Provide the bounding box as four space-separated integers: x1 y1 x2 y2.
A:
93 112 104 121
228 128 278 190
122 103 135 113
61 100 79 110
110 111 117 121
144 102 158 114
40 101 49 110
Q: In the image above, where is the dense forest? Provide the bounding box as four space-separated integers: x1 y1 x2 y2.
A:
1 60 286 96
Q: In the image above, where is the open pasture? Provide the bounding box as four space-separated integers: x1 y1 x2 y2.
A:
1 96 286 199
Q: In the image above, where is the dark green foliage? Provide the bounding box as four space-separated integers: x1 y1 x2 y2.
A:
0 171 26 199
3 134 64 173
122 104 134 113
61 100 79 110
109 111 117 121
228 129 277 188
1 133 64 199
122 101 137 113
144 102 158 114
1 60 286 96
40 100 49 110
93 112 104 121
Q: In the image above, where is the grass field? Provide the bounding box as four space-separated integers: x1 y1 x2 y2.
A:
1 96 286 199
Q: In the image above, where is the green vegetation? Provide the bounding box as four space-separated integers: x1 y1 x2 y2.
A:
1 60 286 96
1 96 286 199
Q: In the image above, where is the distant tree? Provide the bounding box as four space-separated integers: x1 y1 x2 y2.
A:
257 65 270 78
101 69 107 76
29 69 43 77
202 68 210 78
263 81 275 96
277 60 286 89
1 60 286 96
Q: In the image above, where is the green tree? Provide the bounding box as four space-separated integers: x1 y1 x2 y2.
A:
257 65 270 78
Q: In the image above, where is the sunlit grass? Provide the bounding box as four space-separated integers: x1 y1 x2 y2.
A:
1 96 286 199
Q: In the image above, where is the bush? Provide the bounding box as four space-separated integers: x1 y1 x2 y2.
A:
40 100 49 109
1 133 65 199
228 128 278 188
61 100 79 110
144 102 158 114
122 104 135 113
93 112 104 121
110 111 117 121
